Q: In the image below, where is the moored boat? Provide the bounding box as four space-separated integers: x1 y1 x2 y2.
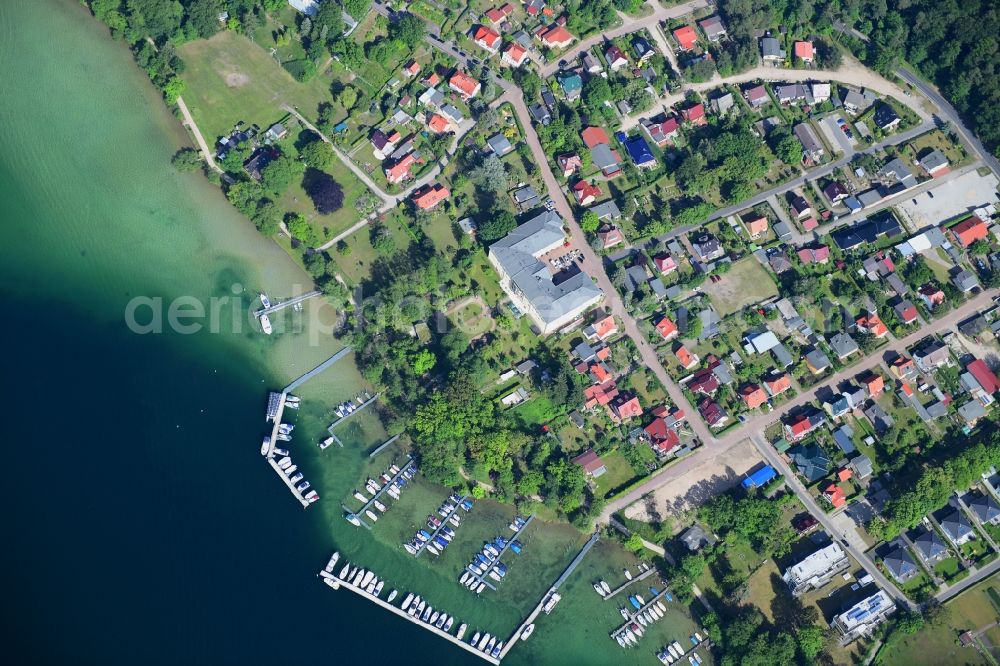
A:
594 582 606 596
324 552 340 573
478 634 491 650
476 582 486 593
259 292 271 309
443 616 454 632
456 623 467 640
620 607 629 619
373 581 384 596
365 509 379 522
470 631 480 646
353 490 367 502
460 572 470 585
346 513 361 527
624 568 633 581
360 571 374 588
260 436 270 456
521 623 534 640
429 611 440 625
400 592 413 610
601 580 611 594
339 563 351 580
491 641 503 658
259 314 272 335
374 500 387 513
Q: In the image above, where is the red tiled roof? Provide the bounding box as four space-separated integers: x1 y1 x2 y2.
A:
572 448 606 474
741 384 768 409
794 41 814 60
673 25 697 50
838 468 853 481
581 126 609 149
614 395 643 420
824 484 846 508
427 113 449 133
656 317 678 340
863 373 885 397
572 179 601 204
675 345 695 367
681 103 705 122
766 373 792 395
449 71 481 98
558 153 582 174
592 315 617 339
968 359 1000 394
743 215 768 236
951 216 988 247
503 43 528 65
539 25 574 47
654 254 677 274
856 313 888 338
385 153 416 183
412 183 450 209
473 26 501 49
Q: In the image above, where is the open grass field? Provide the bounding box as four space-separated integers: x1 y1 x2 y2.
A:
593 450 638 497
700 258 778 317
329 214 412 285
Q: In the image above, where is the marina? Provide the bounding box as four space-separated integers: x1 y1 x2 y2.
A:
342 457 415 529
463 514 534 593
319 553 502 665
327 392 379 431
602 565 657 600
410 494 470 558
496 531 601 661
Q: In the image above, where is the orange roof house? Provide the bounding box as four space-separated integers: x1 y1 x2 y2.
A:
890 356 916 379
742 214 769 238
538 25 574 49
862 372 885 398
485 4 514 24
473 25 502 53
613 395 643 420
584 381 618 409
558 153 583 177
411 183 450 210
655 317 679 341
572 179 601 206
824 484 846 508
764 373 791 397
919 284 946 309
424 72 441 86
675 345 697 369
644 418 681 454
741 384 769 410
794 41 814 62
673 25 697 51
385 152 416 184
403 60 420 77
502 43 529 67
427 113 450 134
680 103 706 125
449 71 481 100
837 468 853 482
951 216 988 247
571 448 607 476
581 126 610 149
856 312 888 338
587 315 618 341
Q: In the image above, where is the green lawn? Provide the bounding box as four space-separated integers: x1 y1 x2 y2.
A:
328 214 412 285
593 450 638 497
934 556 968 583
700 258 779 316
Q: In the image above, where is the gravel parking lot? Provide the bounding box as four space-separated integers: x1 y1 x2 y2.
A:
897 170 999 228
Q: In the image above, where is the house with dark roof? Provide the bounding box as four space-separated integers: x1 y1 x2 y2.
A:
912 528 948 564
894 300 919 324
698 15 727 41
691 232 723 262
938 508 975 546
760 36 785 62
920 149 950 177
680 524 718 551
806 349 832 374
571 448 607 477
967 493 1000 526
590 144 622 178
864 403 894 435
744 84 769 108
698 397 728 427
882 546 918 583
788 444 831 482
623 135 656 168
829 332 859 360
874 103 901 131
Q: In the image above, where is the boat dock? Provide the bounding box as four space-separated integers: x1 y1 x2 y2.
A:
284 346 351 392
369 434 401 458
322 565 501 665
327 393 379 431
415 495 469 558
254 290 321 317
497 531 600 661
267 455 310 508
465 514 536 590
345 457 415 528
611 587 668 637
603 566 656 600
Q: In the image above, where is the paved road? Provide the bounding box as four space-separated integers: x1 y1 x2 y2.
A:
600 289 998 522
536 0 709 77
747 432 914 610
936 557 1000 603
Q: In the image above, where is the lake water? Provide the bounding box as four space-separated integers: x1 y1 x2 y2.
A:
0 2 704 663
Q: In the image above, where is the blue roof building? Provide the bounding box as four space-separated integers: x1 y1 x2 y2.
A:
623 135 656 168
742 465 778 489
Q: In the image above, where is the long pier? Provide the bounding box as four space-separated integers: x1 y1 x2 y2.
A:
369 434 401 458
465 515 536 591
327 393 379 430
267 455 310 508
284 346 351 392
414 495 469 558
346 457 415 529
320 562 500 665
497 531 600 661
254 290 321 317
604 567 656 601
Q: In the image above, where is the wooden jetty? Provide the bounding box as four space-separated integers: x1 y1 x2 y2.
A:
413 495 469 558
327 392 379 431
254 290 321 317
603 566 656 601
345 457 415 529
464 514 535 591
369 434 401 458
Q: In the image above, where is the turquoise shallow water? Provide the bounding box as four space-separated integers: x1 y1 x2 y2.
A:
0 2 706 663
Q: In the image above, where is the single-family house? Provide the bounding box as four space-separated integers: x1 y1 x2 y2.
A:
581 52 603 74
794 40 814 63
557 71 583 98
605 44 629 71
572 180 601 206
581 126 610 149
426 113 451 134
742 214 769 238
642 117 680 147
797 245 830 264
864 402 894 435
883 546 918 583
824 484 847 508
385 152 417 184
824 181 848 203
592 200 621 221
788 443 831 481
675 344 698 369
968 359 1000 394
874 103 901 131
472 25 502 53
744 85 769 108
712 92 735 114
938 509 975 546
806 349 832 374
791 195 812 218
698 397 728 427
571 448 607 477
776 84 808 104
623 134 656 168
952 269 981 293
919 149 950 178
951 216 988 248
698 16 727 42
673 25 698 51
502 43 529 67
842 89 872 115
512 185 540 210
765 373 792 397
968 493 1000 526
411 182 450 210
811 83 831 103
654 253 678 275
538 25 574 49
918 284 945 310
655 316 679 341
402 60 421 77
856 312 888 338
795 123 825 161
741 384 769 409
862 372 885 398
597 225 624 249
613 394 643 420
487 133 515 156
680 103 706 125
679 524 717 551
449 72 481 100
591 144 622 178
761 37 785 62
689 369 720 395
644 417 681 455
830 332 860 359
691 232 723 261
557 153 583 178
912 529 948 564
893 300 919 324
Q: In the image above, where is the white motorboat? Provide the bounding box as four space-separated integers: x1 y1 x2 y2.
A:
277 457 292 469
435 613 446 629
273 447 289 457
460 572 470 585
324 552 340 573
636 594 645 605
429 611 440 625
296 481 311 492
289 472 304 484
319 437 336 450
353 490 367 502
476 582 486 593
305 491 319 503
339 563 351 580
284 393 299 403
488 570 502 582
373 581 384 596
364 579 377 594
694 632 703 642
601 581 611 594
594 583 606 596
259 314 273 335
620 607 629 619
278 423 294 433
283 400 299 410
365 509 379 522
259 292 271 309
443 616 454 632
283 465 297 477
624 568 633 581
672 641 684 653
403 542 417 555
521 623 535 640
323 577 338 589
359 571 374 588
426 543 439 555
351 569 365 585
346 513 361 527
421 606 432 622
478 634 491 650
400 592 413 610
457 624 468 640
616 634 627 648
636 614 648 627
387 486 400 500
624 628 636 643
491 641 502 658
260 436 270 456
470 631 480 646
373 500 387 513
656 601 667 613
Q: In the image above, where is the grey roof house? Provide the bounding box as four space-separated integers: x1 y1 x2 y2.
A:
794 122 825 161
967 493 1000 526
939 509 975 546
487 133 515 156
829 332 860 359
912 529 948 563
883 546 918 583
761 37 785 61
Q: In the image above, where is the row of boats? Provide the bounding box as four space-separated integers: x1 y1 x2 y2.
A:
332 392 372 420
346 461 415 526
460 534 518 593
322 552 511 659
272 447 319 504
655 635 707 666
403 494 473 556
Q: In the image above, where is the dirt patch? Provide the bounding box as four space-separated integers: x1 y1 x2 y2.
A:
224 71 251 87
623 438 764 521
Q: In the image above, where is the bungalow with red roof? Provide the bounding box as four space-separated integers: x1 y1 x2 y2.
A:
950 216 988 248
673 25 697 51
656 316 679 341
537 24 574 49
968 359 1000 394
472 25 502 53
605 44 629 71
675 345 698 369
449 71 481 100
856 312 888 338
385 152 417 184
824 484 846 508
403 60 420 77
571 448 607 477
680 103 706 126
558 153 583 177
523 0 544 15
919 284 945 310
744 84 769 108
654 253 677 274
502 43 529 67
797 245 830 264
573 180 601 206
581 126 609 149
644 417 681 455
427 113 451 134
765 373 792 397
862 372 885 398
741 384 769 410
613 394 643 420
411 183 450 210
742 214 769 238
794 41 814 63
484 3 514 24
